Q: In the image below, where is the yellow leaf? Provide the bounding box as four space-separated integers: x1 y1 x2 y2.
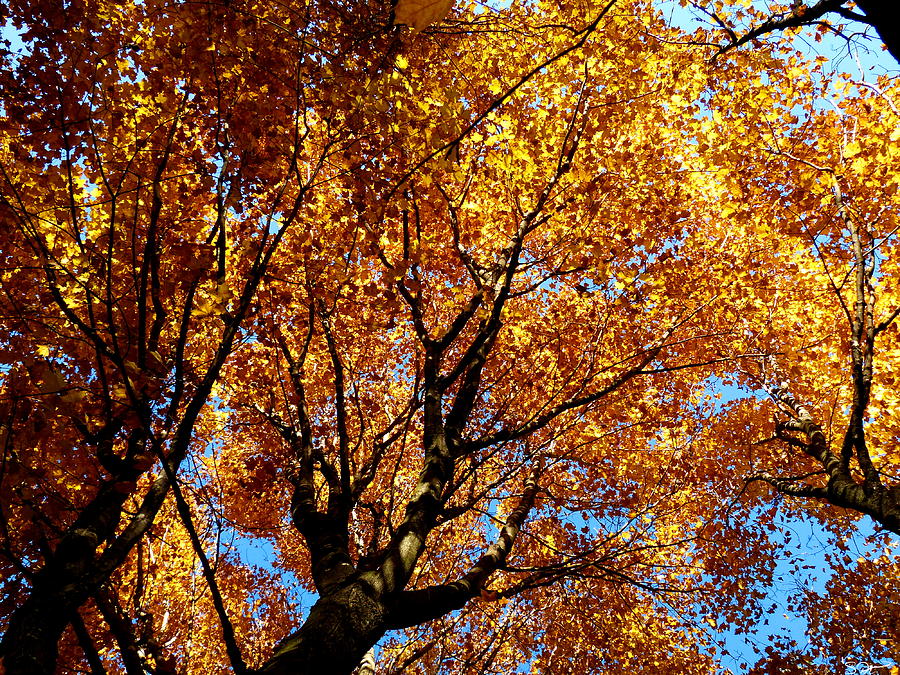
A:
60 389 86 404
215 282 234 304
38 367 66 394
393 0 454 32
844 140 862 158
193 297 217 319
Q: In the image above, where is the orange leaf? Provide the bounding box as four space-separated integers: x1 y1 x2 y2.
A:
479 588 498 602
393 0 454 31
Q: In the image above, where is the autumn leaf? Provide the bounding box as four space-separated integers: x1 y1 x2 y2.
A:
393 0 454 31
479 588 499 602
2 0 899 674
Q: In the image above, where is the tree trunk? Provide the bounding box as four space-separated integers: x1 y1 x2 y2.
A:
1 582 86 674
356 648 376 675
855 0 900 64
259 581 387 675
0 488 134 673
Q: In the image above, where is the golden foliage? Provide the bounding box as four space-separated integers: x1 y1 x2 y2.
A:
0 0 898 672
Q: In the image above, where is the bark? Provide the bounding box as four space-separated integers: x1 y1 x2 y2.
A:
355 648 376 675
823 478 900 536
0 482 136 673
258 469 542 674
855 0 900 64
762 374 900 536
258 579 388 675
2 575 90 673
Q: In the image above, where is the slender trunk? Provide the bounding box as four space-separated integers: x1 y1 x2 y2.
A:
259 581 387 675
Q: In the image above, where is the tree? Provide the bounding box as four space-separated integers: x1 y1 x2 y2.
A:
0 0 898 672
689 0 900 63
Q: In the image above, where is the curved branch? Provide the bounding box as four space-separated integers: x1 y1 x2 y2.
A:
384 464 542 629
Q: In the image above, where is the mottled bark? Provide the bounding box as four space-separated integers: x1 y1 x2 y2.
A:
259 580 388 675
757 369 900 536
355 648 376 675
258 468 543 674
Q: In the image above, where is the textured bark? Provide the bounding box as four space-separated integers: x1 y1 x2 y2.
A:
258 468 542 674
761 367 900 536
356 648 376 675
2 578 89 673
0 483 134 673
258 580 387 675
823 478 900 536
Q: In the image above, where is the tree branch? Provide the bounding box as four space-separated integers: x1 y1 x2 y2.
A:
385 463 542 629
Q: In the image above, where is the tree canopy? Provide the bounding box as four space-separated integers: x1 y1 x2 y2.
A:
0 0 898 672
